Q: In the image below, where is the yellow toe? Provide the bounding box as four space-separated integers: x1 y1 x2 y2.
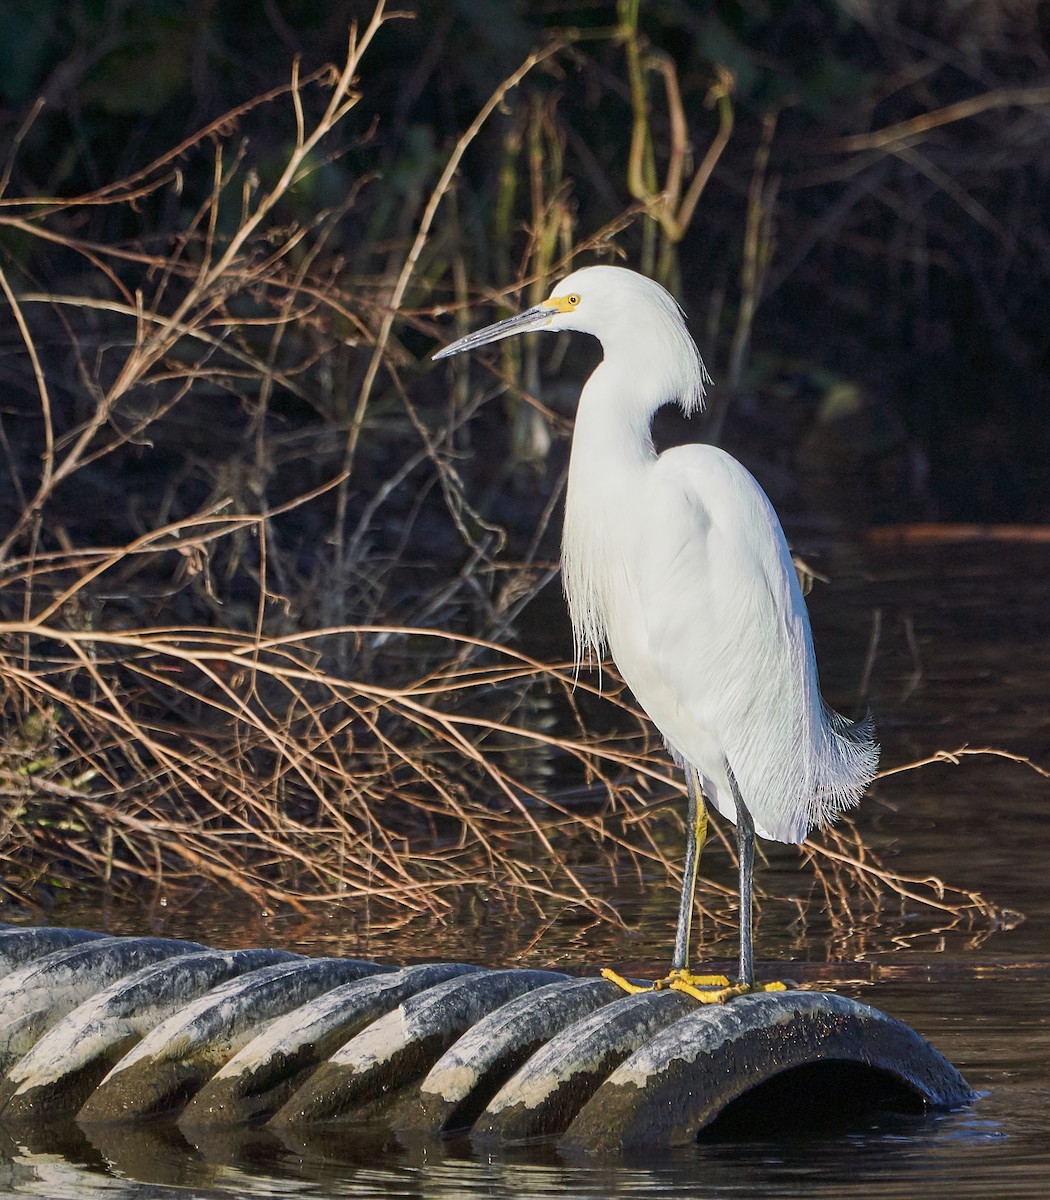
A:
600 967 651 994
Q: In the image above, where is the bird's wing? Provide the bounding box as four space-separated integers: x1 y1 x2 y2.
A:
636 444 830 842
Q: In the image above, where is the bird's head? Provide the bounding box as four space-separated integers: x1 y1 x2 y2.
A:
433 265 708 415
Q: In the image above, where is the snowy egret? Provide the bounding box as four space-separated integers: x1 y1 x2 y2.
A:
434 266 878 997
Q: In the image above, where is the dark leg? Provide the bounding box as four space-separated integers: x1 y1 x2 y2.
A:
672 769 707 973
728 768 755 987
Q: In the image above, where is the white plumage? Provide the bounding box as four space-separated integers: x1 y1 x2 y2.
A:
435 264 878 984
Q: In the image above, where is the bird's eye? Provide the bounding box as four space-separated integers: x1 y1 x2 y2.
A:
567 294 580 306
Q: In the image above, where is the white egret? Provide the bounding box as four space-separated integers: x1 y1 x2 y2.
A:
434 266 878 998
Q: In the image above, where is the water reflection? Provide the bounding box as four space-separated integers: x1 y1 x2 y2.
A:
0 1086 1041 1200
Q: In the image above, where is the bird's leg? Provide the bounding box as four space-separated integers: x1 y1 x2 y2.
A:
602 768 729 997
671 768 706 972
661 769 731 992
733 784 756 988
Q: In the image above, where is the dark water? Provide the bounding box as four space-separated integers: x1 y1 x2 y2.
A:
2 537 1049 1198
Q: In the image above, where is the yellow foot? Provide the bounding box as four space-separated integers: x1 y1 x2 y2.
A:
667 977 788 1004
601 966 789 1005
